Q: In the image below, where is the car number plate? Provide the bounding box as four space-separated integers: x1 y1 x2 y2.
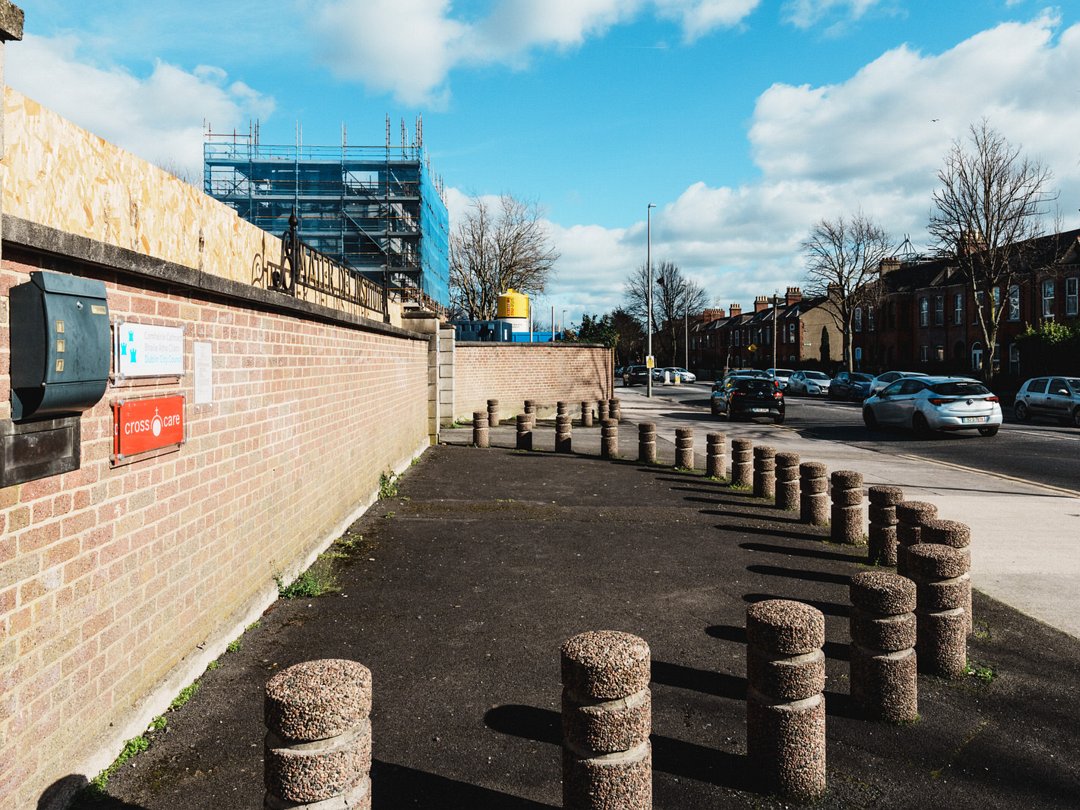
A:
961 416 988 424
750 408 768 413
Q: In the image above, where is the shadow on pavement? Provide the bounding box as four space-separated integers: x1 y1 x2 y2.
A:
371 761 557 809
740 541 864 563
747 563 853 587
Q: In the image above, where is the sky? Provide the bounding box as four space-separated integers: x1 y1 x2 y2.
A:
8 1 1080 329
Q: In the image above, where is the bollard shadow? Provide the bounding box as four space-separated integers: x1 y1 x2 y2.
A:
371 760 557 809
711 522 829 543
51 776 149 810
740 541 865 563
705 624 850 663
651 659 746 701
746 564 852 587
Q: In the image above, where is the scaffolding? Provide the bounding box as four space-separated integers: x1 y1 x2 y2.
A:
203 117 450 308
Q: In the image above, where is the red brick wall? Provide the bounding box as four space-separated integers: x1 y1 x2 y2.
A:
0 260 430 808
454 343 613 422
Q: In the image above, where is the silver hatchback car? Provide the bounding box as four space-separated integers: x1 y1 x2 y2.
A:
862 376 1003 436
1014 376 1080 427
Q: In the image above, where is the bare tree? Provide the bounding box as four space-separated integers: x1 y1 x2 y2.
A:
802 213 893 372
927 120 1055 380
449 194 559 320
623 260 707 365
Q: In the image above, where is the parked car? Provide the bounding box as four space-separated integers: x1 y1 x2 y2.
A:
623 365 650 386
614 365 625 379
869 371 929 398
660 367 696 383
829 371 875 401
766 368 795 389
1014 376 1080 427
711 376 785 423
787 370 832 397
723 368 771 383
862 376 1002 436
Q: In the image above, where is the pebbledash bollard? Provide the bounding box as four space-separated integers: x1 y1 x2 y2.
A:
561 631 652 810
638 422 657 464
487 398 500 428
921 519 973 634
557 401 569 416
907 544 969 679
517 414 533 451
830 470 864 545
753 446 777 500
867 486 904 566
799 462 829 526
263 659 373 810
675 427 695 470
849 572 918 723
609 398 622 422
472 411 489 448
597 399 610 422
556 412 573 454
524 399 537 428
774 452 800 512
601 419 619 459
895 501 938 577
706 432 727 480
746 600 827 801
580 401 594 428
730 439 753 489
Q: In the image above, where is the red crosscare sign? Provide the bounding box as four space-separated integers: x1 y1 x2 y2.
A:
113 395 185 458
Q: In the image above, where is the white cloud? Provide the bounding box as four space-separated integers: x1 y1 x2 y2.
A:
782 0 885 30
5 34 274 178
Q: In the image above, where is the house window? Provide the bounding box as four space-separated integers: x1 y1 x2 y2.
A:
788 322 796 343
1009 342 1020 375
734 331 740 346
934 295 944 326
973 291 984 325
919 344 929 362
1042 279 1055 318
992 286 1001 318
971 342 984 372
919 297 929 327
1008 285 1020 321
1067 277 1079 317
867 307 875 332
854 307 863 332
953 293 963 325
935 345 945 362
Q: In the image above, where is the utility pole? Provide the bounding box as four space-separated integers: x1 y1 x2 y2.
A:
646 203 656 398
772 291 780 372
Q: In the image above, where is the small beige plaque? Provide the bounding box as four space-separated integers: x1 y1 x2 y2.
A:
91 305 107 315
56 320 65 333
55 359 65 373
56 339 66 353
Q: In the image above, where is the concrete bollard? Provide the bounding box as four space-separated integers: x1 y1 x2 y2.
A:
472 411 489 449
597 399 609 422
907 544 968 679
524 399 537 428
753 446 777 500
556 413 573 454
601 419 619 459
557 401 569 416
638 422 657 464
849 572 918 723
830 470 864 545
580 401 594 428
675 427 695 470
895 501 938 578
706 432 727 480
746 600 826 802
264 659 373 809
487 398 500 429
730 439 753 489
921 519 973 634
516 414 533 451
867 486 904 566
561 631 652 810
799 462 829 526
774 452 800 512
609 398 622 422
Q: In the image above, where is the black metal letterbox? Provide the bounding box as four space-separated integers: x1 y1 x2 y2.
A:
9 271 110 421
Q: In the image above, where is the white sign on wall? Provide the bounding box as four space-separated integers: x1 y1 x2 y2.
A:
115 322 185 378
193 342 213 405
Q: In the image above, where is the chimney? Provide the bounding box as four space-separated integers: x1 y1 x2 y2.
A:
754 295 769 313
785 286 802 306
729 303 742 317
880 257 901 275
702 308 726 323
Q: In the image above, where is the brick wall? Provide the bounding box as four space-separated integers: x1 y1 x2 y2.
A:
453 342 613 422
0 255 430 808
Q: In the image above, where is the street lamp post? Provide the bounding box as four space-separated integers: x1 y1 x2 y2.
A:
684 303 689 371
646 203 656 398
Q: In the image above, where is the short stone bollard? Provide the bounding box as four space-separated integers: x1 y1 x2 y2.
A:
849 572 918 723
921 519 973 634
830 470 864 545
561 631 652 810
706 432 727 480
487 398 500 428
753 446 777 500
516 413 533 451
609 398 622 422
601 419 619 459
867 486 904 566
557 401 569 416
675 427 695 470
746 600 826 802
524 399 537 428
731 439 753 489
264 659 373 809
472 411 489 449
580 400 593 428
895 501 938 577
638 422 657 464
556 413 573 454
799 462 829 526
774 452 800 512
907 544 968 679
597 399 609 422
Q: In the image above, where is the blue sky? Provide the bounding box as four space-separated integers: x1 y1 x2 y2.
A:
9 1 1080 327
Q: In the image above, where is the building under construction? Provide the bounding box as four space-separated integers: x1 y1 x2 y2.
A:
203 118 450 309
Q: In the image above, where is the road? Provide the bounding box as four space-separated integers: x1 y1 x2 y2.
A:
622 381 1080 494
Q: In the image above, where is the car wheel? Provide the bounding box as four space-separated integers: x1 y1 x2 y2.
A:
1014 401 1029 421
863 408 878 430
978 426 999 437
912 413 931 437
1072 407 1080 428
773 412 785 425
711 404 720 417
